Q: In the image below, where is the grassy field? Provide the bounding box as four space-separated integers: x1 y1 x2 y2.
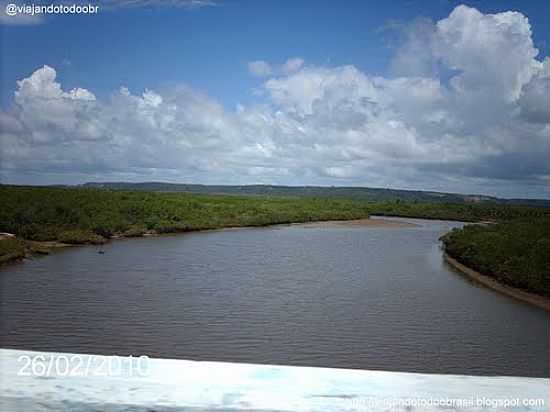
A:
2 185 550 298
442 219 550 298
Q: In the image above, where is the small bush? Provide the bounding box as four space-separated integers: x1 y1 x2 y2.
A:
0 238 27 264
58 230 105 245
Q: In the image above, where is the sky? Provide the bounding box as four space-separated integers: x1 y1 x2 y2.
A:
1 0 550 198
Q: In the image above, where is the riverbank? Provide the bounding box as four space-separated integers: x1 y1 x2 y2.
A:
441 219 550 301
0 217 417 266
444 253 550 312
0 238 73 266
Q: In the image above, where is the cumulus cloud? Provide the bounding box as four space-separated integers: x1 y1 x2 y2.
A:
519 58 550 124
2 5 550 197
248 61 273 77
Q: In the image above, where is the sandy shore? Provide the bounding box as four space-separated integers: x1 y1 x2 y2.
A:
293 218 418 229
444 253 550 312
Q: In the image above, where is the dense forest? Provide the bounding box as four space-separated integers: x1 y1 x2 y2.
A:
1 185 550 299
442 219 550 299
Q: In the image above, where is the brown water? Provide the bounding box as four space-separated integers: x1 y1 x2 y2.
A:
1 218 549 377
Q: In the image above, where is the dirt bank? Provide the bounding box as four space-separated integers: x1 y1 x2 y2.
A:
444 253 550 312
292 218 418 229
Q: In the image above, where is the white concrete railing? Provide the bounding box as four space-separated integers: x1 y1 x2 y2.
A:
1 348 549 411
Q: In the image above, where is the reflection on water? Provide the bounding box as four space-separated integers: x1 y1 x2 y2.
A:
1 218 549 377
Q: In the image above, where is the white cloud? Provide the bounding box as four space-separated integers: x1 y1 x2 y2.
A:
390 17 437 78
2 5 550 198
248 61 273 77
519 58 550 124
249 57 305 78
434 5 540 102
282 58 304 74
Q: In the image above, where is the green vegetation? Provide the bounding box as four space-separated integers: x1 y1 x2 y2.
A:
0 185 373 245
2 186 549 243
442 220 550 298
2 184 550 300
367 200 549 222
0 238 27 265
0 236 53 265
82 181 550 208
3 185 548 243
57 229 105 245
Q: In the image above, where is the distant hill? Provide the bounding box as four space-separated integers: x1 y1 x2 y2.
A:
80 182 550 208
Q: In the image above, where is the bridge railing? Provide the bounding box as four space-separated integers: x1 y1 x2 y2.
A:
1 348 549 411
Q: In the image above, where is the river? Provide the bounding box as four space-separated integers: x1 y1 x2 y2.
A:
1 218 549 377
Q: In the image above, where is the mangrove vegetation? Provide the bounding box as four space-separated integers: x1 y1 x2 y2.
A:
442 219 550 299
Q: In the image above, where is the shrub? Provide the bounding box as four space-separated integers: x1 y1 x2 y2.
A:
0 238 27 264
58 230 105 245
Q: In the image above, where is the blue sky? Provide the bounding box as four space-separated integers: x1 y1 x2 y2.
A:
3 0 550 108
1 0 550 198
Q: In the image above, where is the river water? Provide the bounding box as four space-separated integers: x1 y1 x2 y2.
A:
1 218 549 377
